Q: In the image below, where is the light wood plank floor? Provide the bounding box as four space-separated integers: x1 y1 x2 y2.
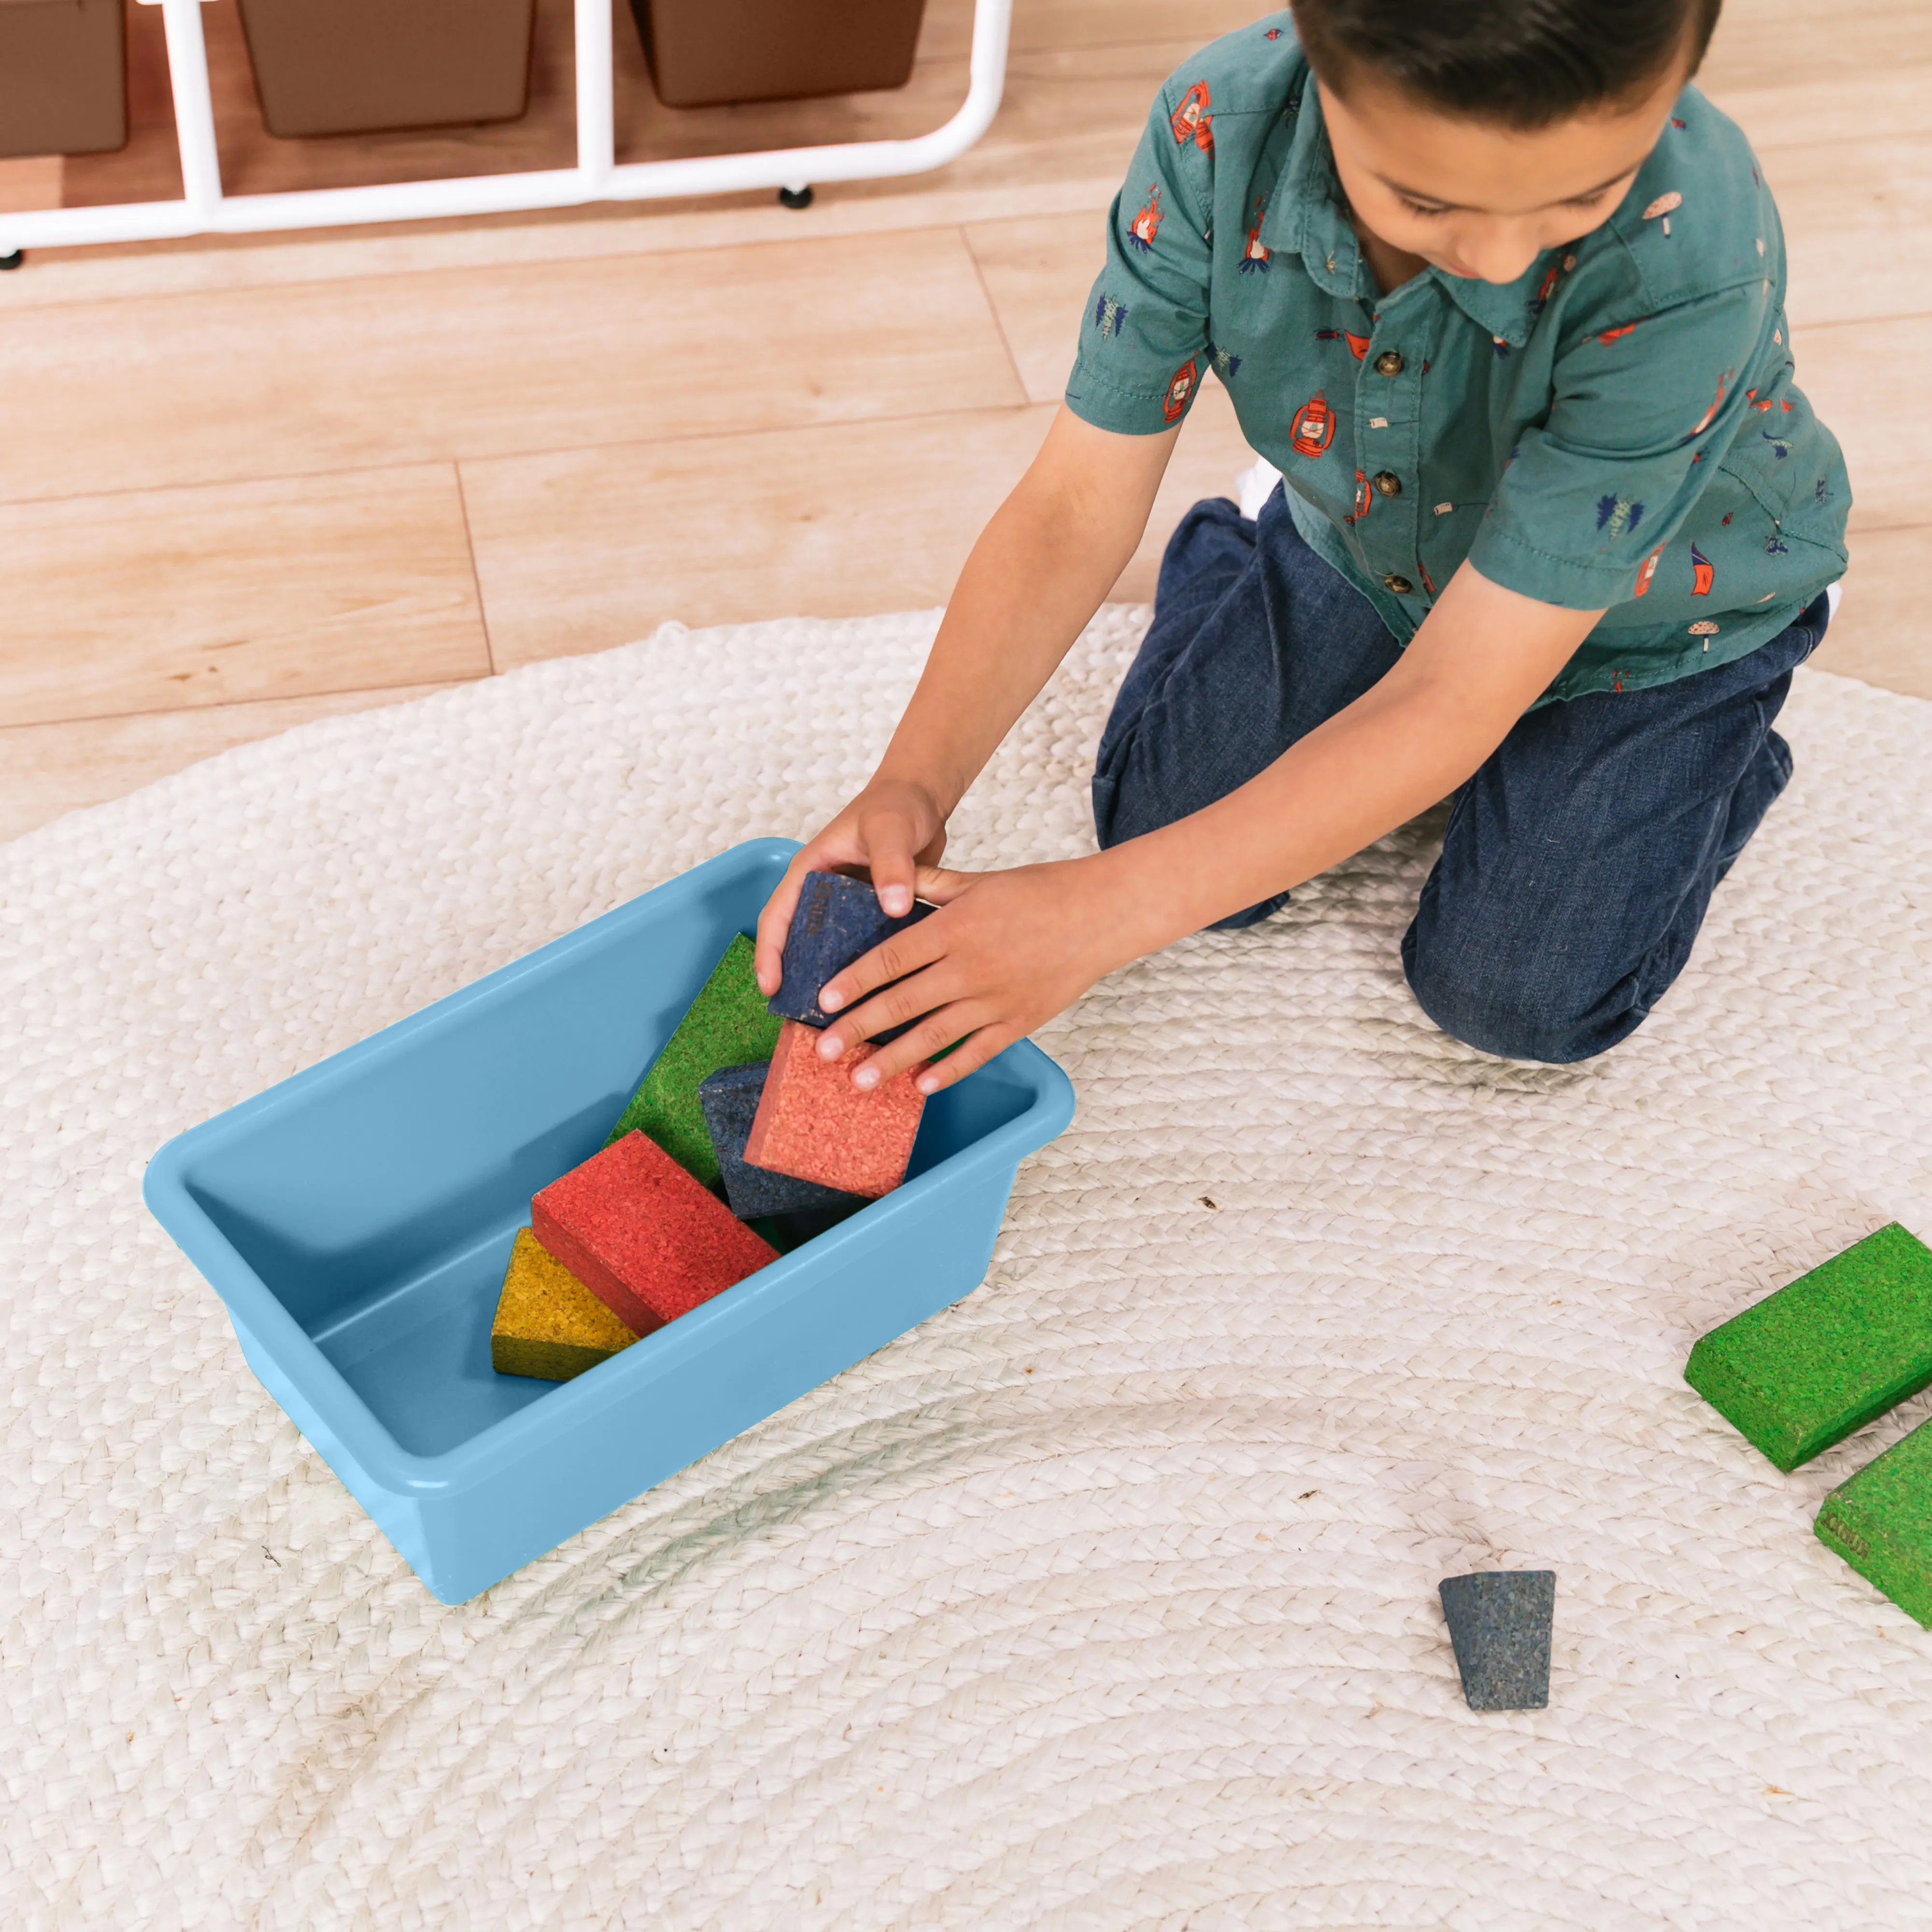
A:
0 0 1926 839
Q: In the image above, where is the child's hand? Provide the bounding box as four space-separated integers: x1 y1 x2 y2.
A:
753 778 950 996
810 857 1131 1095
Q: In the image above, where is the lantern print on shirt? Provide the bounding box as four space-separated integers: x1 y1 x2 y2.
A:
1239 199 1270 273
1162 360 1199 423
1170 81 1213 153
1290 392 1335 457
1125 185 1163 254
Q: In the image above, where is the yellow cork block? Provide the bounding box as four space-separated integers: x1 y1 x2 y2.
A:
490 1227 639 1382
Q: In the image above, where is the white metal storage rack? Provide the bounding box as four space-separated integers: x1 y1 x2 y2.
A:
0 0 1013 260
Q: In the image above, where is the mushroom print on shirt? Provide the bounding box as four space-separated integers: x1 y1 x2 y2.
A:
1063 11 1850 701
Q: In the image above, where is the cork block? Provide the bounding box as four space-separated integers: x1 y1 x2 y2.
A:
770 870 934 1031
607 933 783 1187
743 1019 925 1199
698 1061 869 1224
1684 1223 1932 1470
491 1227 644 1382
749 1204 865 1255
1817 1417 1932 1628
532 1130 777 1333
1438 1571 1555 1711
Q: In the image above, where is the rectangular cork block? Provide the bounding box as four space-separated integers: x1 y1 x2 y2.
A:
1684 1223 1932 1470
770 870 934 1031
698 1061 869 1223
532 1130 777 1333
491 1226 645 1382
742 1019 925 1199
1816 1417 1932 1628
607 933 783 1187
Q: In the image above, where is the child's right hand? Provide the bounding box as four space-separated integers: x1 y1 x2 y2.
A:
753 777 951 996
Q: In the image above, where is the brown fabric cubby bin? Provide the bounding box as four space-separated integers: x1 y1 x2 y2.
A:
235 0 537 138
0 0 127 159
631 0 928 109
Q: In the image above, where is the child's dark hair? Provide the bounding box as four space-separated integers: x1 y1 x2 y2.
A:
1289 0 1723 127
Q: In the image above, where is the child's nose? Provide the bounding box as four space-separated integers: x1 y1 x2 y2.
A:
1463 230 1546 287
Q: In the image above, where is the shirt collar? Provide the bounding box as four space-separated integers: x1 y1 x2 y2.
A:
1258 70 1369 300
1257 71 1549 346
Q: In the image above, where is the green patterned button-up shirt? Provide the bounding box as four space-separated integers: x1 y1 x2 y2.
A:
1067 15 1850 701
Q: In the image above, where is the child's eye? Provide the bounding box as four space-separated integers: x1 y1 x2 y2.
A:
1398 197 1450 219
1563 179 1627 211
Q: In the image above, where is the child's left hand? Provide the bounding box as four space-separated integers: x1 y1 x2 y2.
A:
812 855 1133 1094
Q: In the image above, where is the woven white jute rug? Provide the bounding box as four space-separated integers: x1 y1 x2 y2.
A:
3 606 1931 1931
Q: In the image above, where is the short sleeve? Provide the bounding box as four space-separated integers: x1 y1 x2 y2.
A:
1467 280 1775 611
1064 79 1216 436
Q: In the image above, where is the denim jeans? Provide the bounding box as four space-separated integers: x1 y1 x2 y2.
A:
1092 486 1831 1065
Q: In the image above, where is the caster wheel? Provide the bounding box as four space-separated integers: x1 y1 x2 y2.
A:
777 185 814 210
0 251 23 271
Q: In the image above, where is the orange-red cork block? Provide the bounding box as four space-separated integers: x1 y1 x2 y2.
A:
531 1130 777 1332
743 1019 926 1199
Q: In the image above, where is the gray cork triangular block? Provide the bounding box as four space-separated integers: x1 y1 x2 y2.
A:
1439 1570 1554 1711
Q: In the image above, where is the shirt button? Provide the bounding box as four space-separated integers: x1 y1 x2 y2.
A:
1383 573 1414 595
1374 350 1405 377
1372 470 1401 497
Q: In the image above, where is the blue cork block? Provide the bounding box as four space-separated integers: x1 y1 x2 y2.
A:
1438 1571 1555 1711
698 1061 869 1223
770 870 934 1032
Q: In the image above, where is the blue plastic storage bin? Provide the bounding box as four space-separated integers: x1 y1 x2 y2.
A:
144 839 1075 1603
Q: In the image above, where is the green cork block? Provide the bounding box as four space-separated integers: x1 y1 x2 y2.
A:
606 933 782 1188
1817 1418 1932 1628
1684 1223 1932 1470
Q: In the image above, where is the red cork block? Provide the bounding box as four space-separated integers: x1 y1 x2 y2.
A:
743 1019 926 1200
531 1131 777 1331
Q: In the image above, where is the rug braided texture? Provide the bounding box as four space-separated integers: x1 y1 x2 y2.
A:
3 607 1931 1931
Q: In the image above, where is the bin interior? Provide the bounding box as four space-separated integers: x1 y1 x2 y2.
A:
180 872 1035 1458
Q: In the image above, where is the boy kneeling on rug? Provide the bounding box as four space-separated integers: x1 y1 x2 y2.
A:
755 0 1848 1087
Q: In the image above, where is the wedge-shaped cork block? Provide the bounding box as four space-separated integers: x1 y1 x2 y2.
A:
607 933 782 1187
770 870 934 1031
743 1019 925 1199
1817 1417 1932 1628
1439 1571 1555 1711
1684 1223 1932 1471
532 1130 777 1333
491 1227 642 1382
698 1061 869 1224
